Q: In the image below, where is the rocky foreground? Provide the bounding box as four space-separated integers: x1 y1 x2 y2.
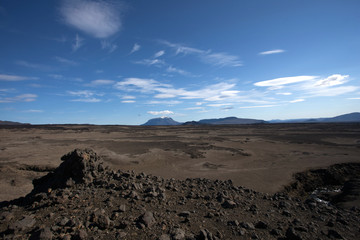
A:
1 149 359 239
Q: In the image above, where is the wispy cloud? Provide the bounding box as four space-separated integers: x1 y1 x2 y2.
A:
255 74 358 98
133 59 166 67
0 94 38 103
314 74 348 87
101 40 118 53
129 43 141 54
0 74 38 81
87 79 115 86
15 60 52 71
71 98 101 103
23 109 44 113
166 66 191 76
290 99 305 103
207 103 233 107
115 77 240 102
122 95 136 100
60 0 122 38
259 49 285 55
72 34 84 51
54 56 78 66
239 104 281 109
48 74 64 79
147 100 182 105
121 100 135 103
154 50 165 58
147 110 174 116
201 52 243 67
114 78 171 93
254 76 316 87
67 90 102 102
161 40 242 67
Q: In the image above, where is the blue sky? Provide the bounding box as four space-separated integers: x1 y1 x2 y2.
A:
1 0 359 124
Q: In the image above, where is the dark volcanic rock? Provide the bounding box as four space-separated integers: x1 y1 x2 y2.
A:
31 149 103 194
0 149 359 240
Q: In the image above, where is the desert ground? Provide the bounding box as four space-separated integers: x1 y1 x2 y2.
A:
1 123 360 202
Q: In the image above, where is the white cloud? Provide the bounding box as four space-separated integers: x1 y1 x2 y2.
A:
121 100 135 103
147 100 182 105
87 79 115 86
60 0 122 38
133 59 166 67
129 43 141 54
166 66 190 76
101 40 118 53
54 56 78 66
348 97 360 100
186 107 203 110
290 99 305 103
72 34 84 51
114 78 171 93
154 50 165 58
71 98 101 103
314 74 349 87
254 76 317 87
239 104 280 109
0 74 37 81
15 60 52 71
0 94 37 103
67 90 102 102
161 40 242 67
48 74 64 79
115 78 243 103
201 52 242 67
259 49 285 55
207 103 233 107
23 109 43 113
276 92 292 95
122 95 136 100
147 110 174 116
68 90 97 98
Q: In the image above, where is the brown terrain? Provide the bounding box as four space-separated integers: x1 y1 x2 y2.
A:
1 123 360 239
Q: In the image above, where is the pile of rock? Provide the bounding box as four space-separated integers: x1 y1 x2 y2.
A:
0 149 359 239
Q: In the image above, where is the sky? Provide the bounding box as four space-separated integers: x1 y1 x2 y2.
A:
0 0 360 125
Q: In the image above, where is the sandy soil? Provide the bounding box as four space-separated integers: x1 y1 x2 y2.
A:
1 123 360 202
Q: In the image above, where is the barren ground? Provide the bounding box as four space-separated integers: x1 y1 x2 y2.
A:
1 123 360 202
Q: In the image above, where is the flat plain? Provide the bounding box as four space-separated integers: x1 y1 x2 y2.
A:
1 123 360 202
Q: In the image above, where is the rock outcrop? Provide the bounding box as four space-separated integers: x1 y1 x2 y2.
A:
1 149 359 239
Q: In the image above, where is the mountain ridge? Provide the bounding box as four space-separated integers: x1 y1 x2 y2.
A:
143 112 360 126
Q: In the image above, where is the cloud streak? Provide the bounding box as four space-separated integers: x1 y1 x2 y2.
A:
72 34 84 51
60 0 122 38
147 110 174 116
259 49 285 55
67 90 102 102
161 40 242 67
0 74 38 81
0 94 38 103
129 43 141 54
54 56 78 66
254 76 316 87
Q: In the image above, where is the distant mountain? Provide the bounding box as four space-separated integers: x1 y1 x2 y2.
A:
0 120 30 125
321 112 360 122
142 117 181 126
269 112 360 123
183 117 266 125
